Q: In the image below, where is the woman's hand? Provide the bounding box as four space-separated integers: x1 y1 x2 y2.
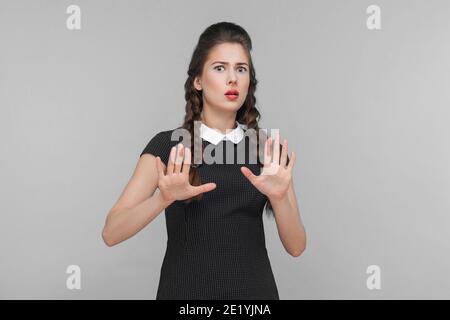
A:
240 132 296 201
156 143 216 204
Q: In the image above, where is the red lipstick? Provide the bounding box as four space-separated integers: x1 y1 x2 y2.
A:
225 89 239 101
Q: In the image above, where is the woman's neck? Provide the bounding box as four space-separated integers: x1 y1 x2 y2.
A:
200 110 237 134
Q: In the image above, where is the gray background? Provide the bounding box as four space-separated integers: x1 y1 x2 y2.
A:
1 0 449 299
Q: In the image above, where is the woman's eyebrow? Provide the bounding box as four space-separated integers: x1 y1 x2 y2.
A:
211 61 249 66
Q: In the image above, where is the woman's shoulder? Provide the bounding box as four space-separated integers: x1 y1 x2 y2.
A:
139 127 185 162
153 126 185 143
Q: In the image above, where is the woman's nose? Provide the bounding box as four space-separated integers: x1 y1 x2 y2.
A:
227 73 238 84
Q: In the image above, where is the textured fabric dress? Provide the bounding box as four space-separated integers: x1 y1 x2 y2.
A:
140 127 279 300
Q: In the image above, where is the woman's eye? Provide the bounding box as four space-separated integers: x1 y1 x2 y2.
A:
214 66 247 72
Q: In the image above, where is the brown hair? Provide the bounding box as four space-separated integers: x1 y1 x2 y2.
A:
181 21 286 218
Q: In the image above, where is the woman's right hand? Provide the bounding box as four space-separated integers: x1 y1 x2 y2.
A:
155 143 216 204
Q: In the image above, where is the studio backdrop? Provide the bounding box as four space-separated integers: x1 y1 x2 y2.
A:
1 0 449 299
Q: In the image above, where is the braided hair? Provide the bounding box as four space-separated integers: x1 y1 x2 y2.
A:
180 21 284 218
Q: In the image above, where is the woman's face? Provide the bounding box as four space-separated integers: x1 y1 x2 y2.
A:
194 42 250 113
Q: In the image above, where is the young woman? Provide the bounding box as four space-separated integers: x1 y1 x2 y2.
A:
102 21 306 300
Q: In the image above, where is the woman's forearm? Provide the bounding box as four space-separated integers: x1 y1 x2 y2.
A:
102 190 173 247
269 182 306 257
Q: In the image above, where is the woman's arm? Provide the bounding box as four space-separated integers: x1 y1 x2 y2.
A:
241 135 306 257
101 154 172 247
102 144 216 247
269 179 306 257
102 189 172 246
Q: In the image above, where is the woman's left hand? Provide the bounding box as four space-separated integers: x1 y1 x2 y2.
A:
240 131 296 201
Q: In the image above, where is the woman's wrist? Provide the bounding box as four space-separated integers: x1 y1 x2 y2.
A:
155 189 174 209
267 192 288 205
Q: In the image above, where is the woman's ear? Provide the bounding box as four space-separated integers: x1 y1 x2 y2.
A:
194 77 202 91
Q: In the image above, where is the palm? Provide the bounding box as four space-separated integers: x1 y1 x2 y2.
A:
158 172 196 202
240 132 296 200
156 144 216 203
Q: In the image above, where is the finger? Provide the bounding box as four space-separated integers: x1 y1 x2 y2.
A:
240 166 257 184
174 143 183 174
264 137 272 166
280 139 288 167
192 182 216 196
287 151 296 171
273 131 280 165
182 146 191 175
167 146 176 175
155 156 165 177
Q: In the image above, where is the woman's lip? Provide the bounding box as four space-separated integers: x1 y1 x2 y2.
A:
225 94 239 100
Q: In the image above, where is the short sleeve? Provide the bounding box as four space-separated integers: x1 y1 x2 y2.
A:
139 129 182 166
139 131 171 164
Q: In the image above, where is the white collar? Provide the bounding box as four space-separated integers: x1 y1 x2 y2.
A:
200 121 247 145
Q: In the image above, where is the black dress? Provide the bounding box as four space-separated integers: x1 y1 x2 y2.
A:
140 127 279 300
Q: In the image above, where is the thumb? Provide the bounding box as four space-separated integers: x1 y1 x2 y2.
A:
240 166 257 184
192 182 217 196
